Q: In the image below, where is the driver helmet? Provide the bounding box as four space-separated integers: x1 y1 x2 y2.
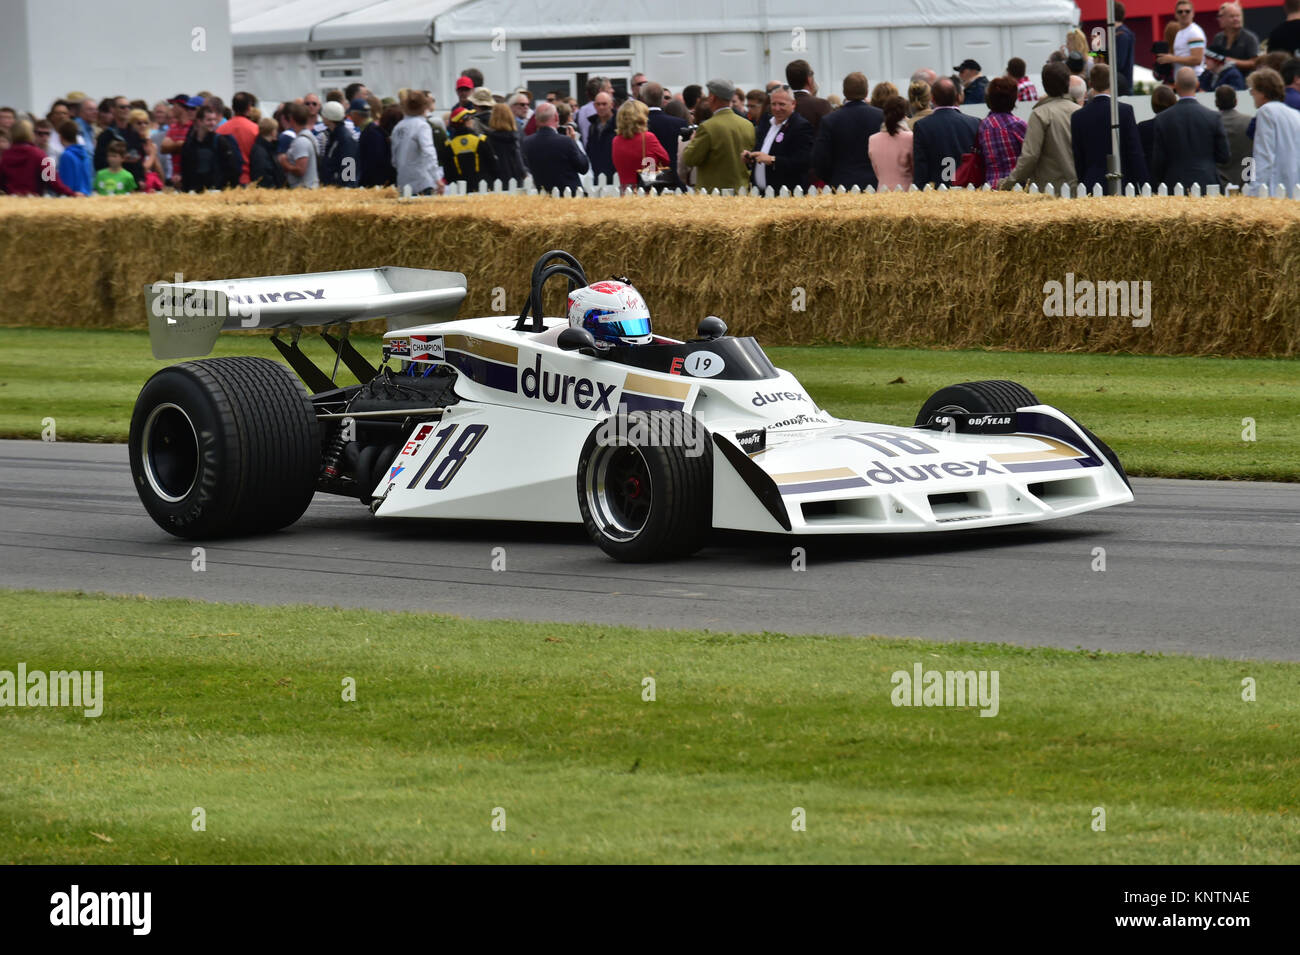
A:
566 280 653 348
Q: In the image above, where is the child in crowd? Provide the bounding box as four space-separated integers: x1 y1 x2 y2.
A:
95 140 137 195
56 121 94 194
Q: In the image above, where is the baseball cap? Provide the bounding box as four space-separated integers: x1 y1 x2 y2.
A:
954 59 981 72
349 97 371 113
1205 44 1229 61
321 101 346 122
185 96 205 109
456 76 474 91
449 105 473 124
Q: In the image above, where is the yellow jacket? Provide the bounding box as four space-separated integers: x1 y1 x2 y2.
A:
681 108 755 192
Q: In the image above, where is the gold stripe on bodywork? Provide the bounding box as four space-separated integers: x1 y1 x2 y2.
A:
991 436 1085 463
444 334 518 365
771 467 859 485
623 372 693 400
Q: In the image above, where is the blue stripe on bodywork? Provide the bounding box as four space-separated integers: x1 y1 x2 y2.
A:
1001 459 1092 474
445 350 518 393
1013 412 1104 468
621 393 684 413
778 477 871 496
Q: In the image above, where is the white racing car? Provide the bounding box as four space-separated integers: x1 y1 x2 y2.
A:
131 250 1132 561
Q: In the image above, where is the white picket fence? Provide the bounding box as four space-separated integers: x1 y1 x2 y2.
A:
401 173 1300 199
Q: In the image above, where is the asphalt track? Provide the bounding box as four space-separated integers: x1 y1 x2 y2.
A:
1 439 1297 660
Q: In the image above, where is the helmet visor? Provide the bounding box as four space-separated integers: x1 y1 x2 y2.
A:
607 317 651 339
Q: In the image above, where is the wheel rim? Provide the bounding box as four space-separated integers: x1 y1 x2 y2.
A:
585 444 653 541
141 402 200 503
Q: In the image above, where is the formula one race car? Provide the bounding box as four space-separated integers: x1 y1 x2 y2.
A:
130 250 1132 561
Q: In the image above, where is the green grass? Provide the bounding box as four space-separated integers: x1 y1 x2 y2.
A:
1 328 1296 480
2 590 1297 864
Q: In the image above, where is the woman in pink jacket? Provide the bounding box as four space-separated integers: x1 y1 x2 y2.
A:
868 96 914 191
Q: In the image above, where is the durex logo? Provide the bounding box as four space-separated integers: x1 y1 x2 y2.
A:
752 390 808 407
520 354 616 412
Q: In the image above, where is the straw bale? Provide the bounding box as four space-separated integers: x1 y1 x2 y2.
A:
2 189 1298 356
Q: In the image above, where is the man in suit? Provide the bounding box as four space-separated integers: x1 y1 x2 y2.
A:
681 78 755 191
911 77 980 187
1215 85 1253 186
521 102 589 193
1114 2 1136 95
641 81 688 189
744 85 812 192
810 72 884 189
585 91 617 181
1152 67 1230 190
1071 64 1148 191
786 58 832 132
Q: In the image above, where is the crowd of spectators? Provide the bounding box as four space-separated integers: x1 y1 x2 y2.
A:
3 1 1300 198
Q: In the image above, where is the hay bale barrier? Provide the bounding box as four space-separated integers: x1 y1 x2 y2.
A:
3 189 1299 356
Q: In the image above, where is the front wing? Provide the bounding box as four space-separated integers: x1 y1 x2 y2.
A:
711 405 1133 535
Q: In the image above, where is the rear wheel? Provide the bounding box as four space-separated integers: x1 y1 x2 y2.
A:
577 410 712 561
129 357 321 538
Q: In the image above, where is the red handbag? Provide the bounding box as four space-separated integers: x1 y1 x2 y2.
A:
953 144 985 188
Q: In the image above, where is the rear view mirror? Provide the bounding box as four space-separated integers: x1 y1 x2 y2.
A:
558 327 598 354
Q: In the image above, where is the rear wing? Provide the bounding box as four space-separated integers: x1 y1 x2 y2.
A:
144 267 467 359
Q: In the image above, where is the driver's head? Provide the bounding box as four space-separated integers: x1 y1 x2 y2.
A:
567 280 652 347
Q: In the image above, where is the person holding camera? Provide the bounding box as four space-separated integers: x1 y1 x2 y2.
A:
521 101 589 193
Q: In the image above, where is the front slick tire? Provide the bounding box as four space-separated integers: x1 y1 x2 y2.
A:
128 357 320 539
577 410 712 562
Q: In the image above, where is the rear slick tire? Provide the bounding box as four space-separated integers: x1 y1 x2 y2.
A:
128 357 320 539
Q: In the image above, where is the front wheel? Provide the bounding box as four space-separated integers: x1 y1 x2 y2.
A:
914 379 1129 489
129 357 321 538
577 410 712 562
913 379 1039 426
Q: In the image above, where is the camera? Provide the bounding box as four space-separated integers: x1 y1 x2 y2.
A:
681 124 699 142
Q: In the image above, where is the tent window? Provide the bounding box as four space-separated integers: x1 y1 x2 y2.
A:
520 36 630 52
315 47 362 60
520 59 630 69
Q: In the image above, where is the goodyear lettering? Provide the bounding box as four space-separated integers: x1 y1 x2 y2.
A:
520 354 615 412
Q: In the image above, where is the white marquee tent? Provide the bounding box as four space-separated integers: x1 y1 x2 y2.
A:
232 0 1081 105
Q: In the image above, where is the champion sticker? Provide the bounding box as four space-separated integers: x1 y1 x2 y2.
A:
409 335 444 362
